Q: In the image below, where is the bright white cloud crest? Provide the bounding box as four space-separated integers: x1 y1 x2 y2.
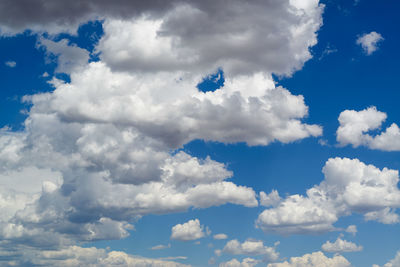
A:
171 219 205 241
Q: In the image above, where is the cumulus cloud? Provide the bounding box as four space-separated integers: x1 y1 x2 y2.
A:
267 251 351 267
219 258 260 267
0 245 189 267
256 157 400 234
345 225 357 236
0 0 323 77
337 106 400 151
356 31 384 55
171 219 205 241
322 237 363 253
0 0 324 263
260 190 281 207
222 239 279 261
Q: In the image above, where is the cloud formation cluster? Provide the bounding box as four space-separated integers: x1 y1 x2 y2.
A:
257 157 400 234
0 0 325 264
0 245 189 267
321 237 363 253
219 257 260 267
267 251 351 267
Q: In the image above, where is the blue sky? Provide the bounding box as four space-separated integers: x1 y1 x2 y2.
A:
1 0 400 266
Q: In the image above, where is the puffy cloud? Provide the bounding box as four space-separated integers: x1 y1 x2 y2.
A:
214 233 228 240
222 239 279 261
0 0 323 77
267 251 351 267
0 0 324 263
322 237 363 253
356 31 384 55
4 61 16 68
345 225 357 236
336 106 400 151
171 219 205 241
219 258 260 267
98 0 323 76
260 190 281 207
257 157 400 234
0 245 190 266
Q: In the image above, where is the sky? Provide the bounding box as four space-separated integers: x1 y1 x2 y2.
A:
0 0 400 266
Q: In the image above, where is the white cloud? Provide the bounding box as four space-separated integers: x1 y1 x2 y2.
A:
364 207 400 224
222 239 279 261
337 106 400 151
98 0 323 77
150 244 171 250
171 219 205 241
322 237 363 253
0 0 324 262
219 258 260 267
260 190 281 207
4 61 16 68
345 225 357 236
0 245 190 267
214 233 228 240
356 31 384 55
267 251 351 267
374 250 400 267
257 157 400 234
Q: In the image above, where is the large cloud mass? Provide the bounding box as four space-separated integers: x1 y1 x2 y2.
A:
0 0 324 264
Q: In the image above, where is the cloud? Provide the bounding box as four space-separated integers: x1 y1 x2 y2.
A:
0 245 190 267
0 0 323 77
356 31 384 55
4 61 16 68
0 0 324 262
150 244 171 250
374 250 400 267
259 190 281 207
219 258 260 267
256 157 400 234
345 225 357 236
38 37 90 74
98 0 323 77
213 233 228 240
222 239 279 261
322 237 363 253
337 106 400 151
267 251 351 267
171 219 205 241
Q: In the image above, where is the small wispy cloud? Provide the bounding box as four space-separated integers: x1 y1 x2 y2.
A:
4 61 16 68
150 243 171 250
